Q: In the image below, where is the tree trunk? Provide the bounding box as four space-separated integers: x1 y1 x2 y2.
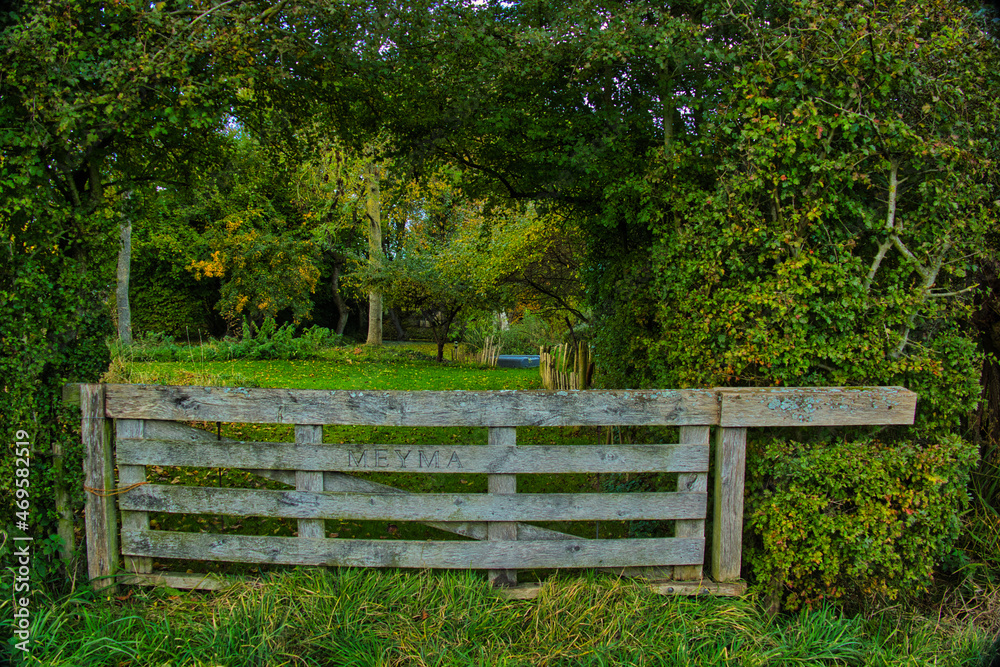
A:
365 162 383 346
330 260 350 336
389 307 407 341
116 213 132 344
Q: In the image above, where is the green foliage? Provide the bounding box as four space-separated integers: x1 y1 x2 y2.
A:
185 134 323 332
589 2 998 430
364 167 549 360
746 435 979 610
117 319 344 363
0 0 284 587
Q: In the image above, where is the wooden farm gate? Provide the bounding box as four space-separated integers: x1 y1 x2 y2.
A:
67 384 916 598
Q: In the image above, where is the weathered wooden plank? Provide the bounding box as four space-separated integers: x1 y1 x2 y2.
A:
118 485 706 522
116 439 709 474
712 427 747 583
117 419 151 575
139 420 581 544
295 425 325 539
104 385 721 427
122 530 705 569
503 579 747 600
119 571 232 591
488 427 518 587
647 580 747 597
82 384 118 593
718 387 916 427
674 426 710 581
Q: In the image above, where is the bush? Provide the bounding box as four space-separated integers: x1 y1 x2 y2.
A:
746 435 978 611
114 319 344 363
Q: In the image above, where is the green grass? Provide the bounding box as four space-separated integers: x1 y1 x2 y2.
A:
3 568 993 666
119 341 541 391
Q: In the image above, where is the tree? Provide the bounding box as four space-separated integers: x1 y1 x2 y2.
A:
186 132 321 334
364 161 385 345
364 167 548 361
336 0 999 426
0 0 353 577
631 0 1000 430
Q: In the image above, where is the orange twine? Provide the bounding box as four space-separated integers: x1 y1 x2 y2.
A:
83 481 149 497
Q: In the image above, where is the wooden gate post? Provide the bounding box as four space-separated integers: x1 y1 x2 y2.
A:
711 427 747 582
81 384 119 594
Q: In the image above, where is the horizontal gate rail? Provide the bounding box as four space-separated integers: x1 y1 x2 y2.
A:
65 384 917 597
116 439 711 473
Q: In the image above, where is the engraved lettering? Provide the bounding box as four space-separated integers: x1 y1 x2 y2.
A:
418 450 439 468
375 449 389 468
348 450 367 468
447 452 462 469
395 449 411 467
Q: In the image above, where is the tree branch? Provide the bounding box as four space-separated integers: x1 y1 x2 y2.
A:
891 240 952 359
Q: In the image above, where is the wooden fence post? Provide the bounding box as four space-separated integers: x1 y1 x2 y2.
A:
488 427 517 587
295 425 326 539
711 427 747 582
675 426 710 581
81 384 119 594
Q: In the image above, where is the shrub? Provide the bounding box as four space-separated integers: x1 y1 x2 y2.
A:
114 320 344 363
746 435 978 611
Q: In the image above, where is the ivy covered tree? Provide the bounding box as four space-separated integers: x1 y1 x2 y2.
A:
629 0 1000 431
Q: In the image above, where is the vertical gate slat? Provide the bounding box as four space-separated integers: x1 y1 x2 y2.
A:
82 384 118 593
487 427 517 587
712 427 747 582
674 426 710 580
295 425 325 538
117 419 151 575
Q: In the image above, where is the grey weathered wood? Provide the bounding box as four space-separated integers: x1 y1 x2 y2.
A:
119 571 231 591
122 530 704 570
116 439 709 474
117 419 151 575
712 427 747 583
118 485 706 522
104 385 721 426
504 579 747 600
718 387 916 427
674 426 710 581
295 425 325 539
139 420 580 544
488 428 518 587
82 384 118 593
73 383 920 594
